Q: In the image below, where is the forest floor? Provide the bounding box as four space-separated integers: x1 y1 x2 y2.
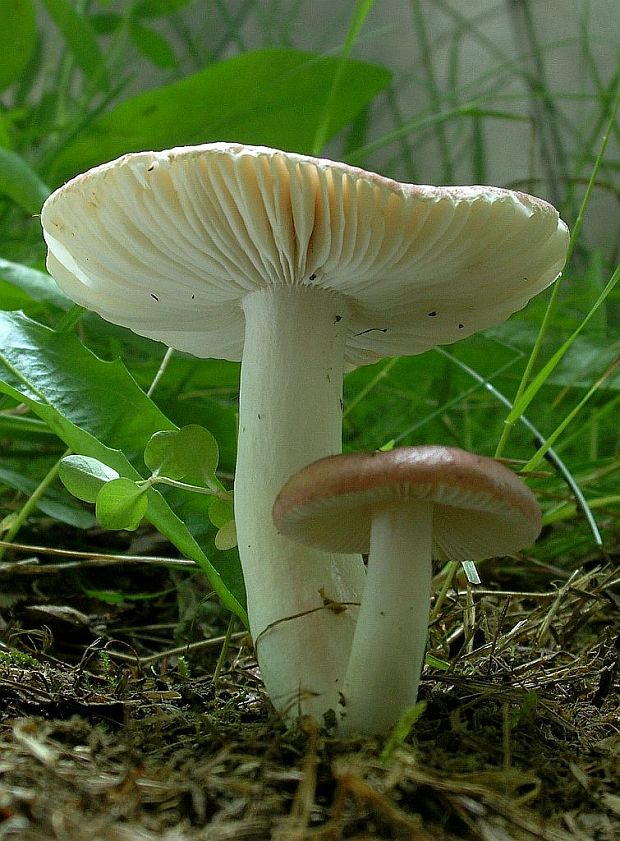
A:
0 527 618 841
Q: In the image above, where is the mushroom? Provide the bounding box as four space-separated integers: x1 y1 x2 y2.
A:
40 142 567 723
273 446 542 735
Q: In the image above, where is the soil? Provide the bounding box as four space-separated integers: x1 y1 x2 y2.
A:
0 531 618 841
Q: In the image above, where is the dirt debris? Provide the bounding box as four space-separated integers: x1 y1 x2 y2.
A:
0 543 618 840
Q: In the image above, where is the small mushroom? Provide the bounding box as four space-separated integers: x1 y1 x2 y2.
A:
273 445 542 735
41 143 567 723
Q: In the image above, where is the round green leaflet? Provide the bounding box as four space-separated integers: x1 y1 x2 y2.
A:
59 455 120 504
95 477 149 531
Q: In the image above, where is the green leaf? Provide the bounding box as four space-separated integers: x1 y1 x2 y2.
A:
50 48 392 180
0 0 36 92
0 258 72 312
0 466 96 528
59 455 120 503
134 0 191 17
144 430 183 478
210 495 236 551
209 497 234 529
89 12 122 35
95 478 148 530
0 147 50 213
81 585 173 604
172 425 219 484
215 519 237 551
41 0 108 84
380 701 427 763
144 425 220 485
0 312 246 624
130 20 177 68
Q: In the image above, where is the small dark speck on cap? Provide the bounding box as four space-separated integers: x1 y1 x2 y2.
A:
428 311 437 317
458 323 464 329
309 273 317 281
151 293 159 301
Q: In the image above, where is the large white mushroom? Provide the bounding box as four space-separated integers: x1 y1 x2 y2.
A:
41 142 568 723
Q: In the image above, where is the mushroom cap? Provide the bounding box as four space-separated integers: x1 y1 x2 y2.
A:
272 446 542 561
41 142 569 366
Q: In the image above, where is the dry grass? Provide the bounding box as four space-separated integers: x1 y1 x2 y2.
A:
0 535 618 840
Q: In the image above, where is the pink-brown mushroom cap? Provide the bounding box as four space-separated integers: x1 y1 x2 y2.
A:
273 446 542 561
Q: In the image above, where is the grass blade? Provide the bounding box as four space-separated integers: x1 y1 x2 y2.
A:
502 263 620 426
41 0 108 85
312 0 376 155
0 148 50 213
494 78 620 456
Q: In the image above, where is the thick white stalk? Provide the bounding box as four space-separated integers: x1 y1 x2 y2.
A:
339 500 433 735
235 284 366 722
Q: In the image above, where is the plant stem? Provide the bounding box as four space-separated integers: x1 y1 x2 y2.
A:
147 347 174 397
148 475 230 500
0 450 69 561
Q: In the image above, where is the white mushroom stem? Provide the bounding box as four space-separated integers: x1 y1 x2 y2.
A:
235 284 366 722
339 500 433 735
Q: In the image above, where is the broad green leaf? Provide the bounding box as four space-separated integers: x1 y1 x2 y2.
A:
89 12 122 34
134 0 191 17
0 148 50 213
0 312 246 623
59 455 120 503
130 20 177 68
0 279 45 312
0 113 11 149
0 0 36 91
51 48 392 180
41 0 108 85
0 258 72 311
96 478 148 530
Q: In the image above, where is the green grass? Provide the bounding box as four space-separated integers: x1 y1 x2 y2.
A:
1 0 618 614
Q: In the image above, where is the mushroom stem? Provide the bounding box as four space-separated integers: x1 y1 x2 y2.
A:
235 284 366 721
339 500 433 735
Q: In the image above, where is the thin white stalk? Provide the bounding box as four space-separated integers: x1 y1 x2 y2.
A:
339 500 433 735
235 284 366 722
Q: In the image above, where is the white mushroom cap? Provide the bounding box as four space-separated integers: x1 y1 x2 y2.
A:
273 446 542 561
41 142 569 366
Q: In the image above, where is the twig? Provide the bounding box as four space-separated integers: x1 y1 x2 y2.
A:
105 632 248 666
0 538 197 573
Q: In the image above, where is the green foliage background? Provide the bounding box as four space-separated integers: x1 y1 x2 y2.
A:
0 0 618 620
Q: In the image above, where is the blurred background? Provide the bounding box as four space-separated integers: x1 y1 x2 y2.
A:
1 0 619 586
24 0 620 255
